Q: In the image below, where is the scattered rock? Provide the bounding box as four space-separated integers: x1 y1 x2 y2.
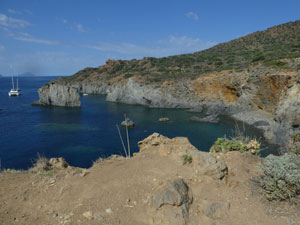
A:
121 118 135 128
105 208 113 214
158 117 170 122
82 211 93 220
97 215 103 221
199 200 230 219
190 114 219 124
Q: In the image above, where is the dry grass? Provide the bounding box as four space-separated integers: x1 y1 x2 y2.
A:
30 153 51 172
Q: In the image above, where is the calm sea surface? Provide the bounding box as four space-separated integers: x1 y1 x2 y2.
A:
0 76 279 169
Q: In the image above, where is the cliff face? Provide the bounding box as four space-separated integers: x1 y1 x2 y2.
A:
34 67 300 150
37 83 81 107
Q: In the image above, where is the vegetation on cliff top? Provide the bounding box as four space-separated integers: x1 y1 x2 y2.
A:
61 20 300 84
260 154 300 201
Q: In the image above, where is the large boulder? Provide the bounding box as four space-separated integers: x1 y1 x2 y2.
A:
152 178 193 225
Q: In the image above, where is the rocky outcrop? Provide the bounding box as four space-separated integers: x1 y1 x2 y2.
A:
138 133 228 180
120 117 135 128
36 83 81 107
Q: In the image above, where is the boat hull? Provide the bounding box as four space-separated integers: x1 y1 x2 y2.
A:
8 90 20 96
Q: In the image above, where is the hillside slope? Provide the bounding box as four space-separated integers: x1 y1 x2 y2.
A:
60 20 300 83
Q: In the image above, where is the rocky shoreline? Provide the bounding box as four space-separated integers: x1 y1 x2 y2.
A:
34 68 300 152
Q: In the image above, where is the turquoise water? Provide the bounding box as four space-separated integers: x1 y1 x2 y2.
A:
0 76 279 170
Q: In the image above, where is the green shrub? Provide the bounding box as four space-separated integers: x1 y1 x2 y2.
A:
124 73 134 79
252 55 265 62
260 154 300 201
210 137 261 155
210 138 245 153
182 154 193 165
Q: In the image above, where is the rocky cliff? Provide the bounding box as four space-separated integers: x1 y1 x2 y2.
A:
36 82 81 107
34 20 300 150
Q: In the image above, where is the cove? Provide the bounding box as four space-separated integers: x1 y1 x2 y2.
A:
0 76 279 170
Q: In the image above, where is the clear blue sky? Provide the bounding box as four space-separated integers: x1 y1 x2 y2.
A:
0 0 299 76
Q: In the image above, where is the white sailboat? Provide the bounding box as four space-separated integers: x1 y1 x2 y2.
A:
8 74 21 96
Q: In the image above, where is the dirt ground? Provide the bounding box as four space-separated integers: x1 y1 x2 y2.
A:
0 133 299 225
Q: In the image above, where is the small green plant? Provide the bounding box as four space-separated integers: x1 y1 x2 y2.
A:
210 137 261 155
47 170 55 177
182 154 193 165
124 73 134 79
260 154 300 201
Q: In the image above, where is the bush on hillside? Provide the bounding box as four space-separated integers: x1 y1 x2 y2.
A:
209 137 261 155
260 154 300 201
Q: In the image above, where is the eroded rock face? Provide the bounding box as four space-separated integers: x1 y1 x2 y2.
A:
106 78 196 108
37 83 81 107
274 82 300 149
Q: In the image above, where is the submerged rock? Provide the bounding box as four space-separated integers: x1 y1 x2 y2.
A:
121 118 135 128
158 117 170 122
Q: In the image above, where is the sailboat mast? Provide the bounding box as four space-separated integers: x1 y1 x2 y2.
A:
11 75 15 90
17 77 18 90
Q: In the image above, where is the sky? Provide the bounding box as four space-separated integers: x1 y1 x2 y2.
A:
0 0 300 76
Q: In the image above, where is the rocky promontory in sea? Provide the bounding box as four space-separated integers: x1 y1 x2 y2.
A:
34 20 300 151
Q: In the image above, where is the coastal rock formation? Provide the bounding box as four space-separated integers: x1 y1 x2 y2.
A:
106 78 195 108
37 82 81 107
34 20 300 150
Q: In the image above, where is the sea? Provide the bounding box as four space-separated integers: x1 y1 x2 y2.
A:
0 76 279 170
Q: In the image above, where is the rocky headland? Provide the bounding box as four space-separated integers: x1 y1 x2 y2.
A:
1 133 299 225
34 20 300 151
